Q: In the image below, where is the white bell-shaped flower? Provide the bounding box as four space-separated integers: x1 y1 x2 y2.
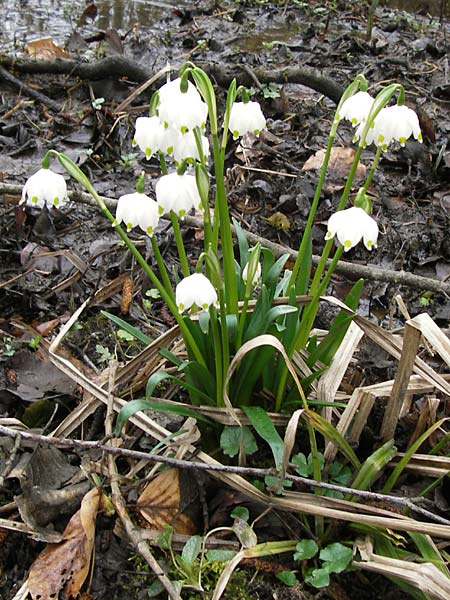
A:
242 261 262 286
176 273 218 313
133 116 165 159
155 172 202 218
337 91 374 127
229 101 266 139
325 206 378 252
115 192 160 236
158 78 208 133
158 126 179 156
172 130 210 164
357 104 422 150
21 168 68 209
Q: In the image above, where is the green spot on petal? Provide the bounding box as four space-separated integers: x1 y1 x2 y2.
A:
418 132 423 142
344 240 352 248
145 148 151 158
181 126 188 135
31 196 38 204
54 197 59 206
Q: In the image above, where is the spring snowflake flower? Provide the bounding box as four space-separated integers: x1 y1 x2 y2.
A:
155 172 202 218
337 91 375 127
21 167 68 209
325 206 378 252
158 78 208 133
133 116 166 159
115 192 160 236
242 261 262 286
176 273 218 313
229 101 266 139
172 130 210 164
357 104 422 150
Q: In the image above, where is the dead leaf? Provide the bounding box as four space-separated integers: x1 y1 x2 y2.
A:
28 487 101 600
26 38 71 60
264 211 291 230
303 147 366 180
137 468 199 535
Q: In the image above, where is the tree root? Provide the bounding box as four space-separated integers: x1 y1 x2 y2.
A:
0 55 344 104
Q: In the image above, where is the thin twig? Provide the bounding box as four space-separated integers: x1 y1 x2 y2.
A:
103 364 181 600
0 424 447 526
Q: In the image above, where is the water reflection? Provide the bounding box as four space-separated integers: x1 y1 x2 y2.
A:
0 0 184 50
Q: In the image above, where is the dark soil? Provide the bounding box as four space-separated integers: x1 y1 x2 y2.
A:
0 1 450 599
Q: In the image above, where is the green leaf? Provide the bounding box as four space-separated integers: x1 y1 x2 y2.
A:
351 440 396 493
276 571 299 587
293 539 319 561
156 524 173 550
206 550 237 563
305 567 329 588
181 535 202 566
319 543 353 574
231 506 249 521
307 278 363 367
101 310 153 345
145 370 212 404
232 518 257 548
115 398 210 435
292 453 310 477
295 228 312 295
220 425 258 458
305 409 361 470
147 580 165 597
243 406 284 469
264 475 293 495
233 217 249 268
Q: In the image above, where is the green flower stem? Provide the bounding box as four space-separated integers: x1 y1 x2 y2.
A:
54 151 206 367
307 419 324 538
170 211 190 277
274 247 344 411
295 246 344 351
236 295 250 350
150 236 175 299
362 145 382 192
212 132 238 314
218 290 230 406
308 143 364 299
287 122 338 293
209 305 224 407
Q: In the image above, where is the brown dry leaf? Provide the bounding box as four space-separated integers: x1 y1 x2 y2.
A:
137 468 198 535
26 38 71 60
303 147 366 180
28 487 101 600
120 277 133 315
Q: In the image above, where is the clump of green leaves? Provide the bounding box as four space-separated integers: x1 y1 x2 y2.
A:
278 540 353 589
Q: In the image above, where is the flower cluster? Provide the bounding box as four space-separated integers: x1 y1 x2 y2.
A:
338 92 422 150
132 78 209 164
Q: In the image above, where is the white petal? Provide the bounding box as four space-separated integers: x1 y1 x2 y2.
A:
229 101 266 139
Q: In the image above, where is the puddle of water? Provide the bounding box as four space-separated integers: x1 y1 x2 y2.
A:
381 0 447 17
0 0 186 50
234 24 303 52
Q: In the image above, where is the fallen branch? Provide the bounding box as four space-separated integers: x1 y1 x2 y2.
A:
0 65 62 113
1 183 448 295
0 55 344 104
0 424 448 527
